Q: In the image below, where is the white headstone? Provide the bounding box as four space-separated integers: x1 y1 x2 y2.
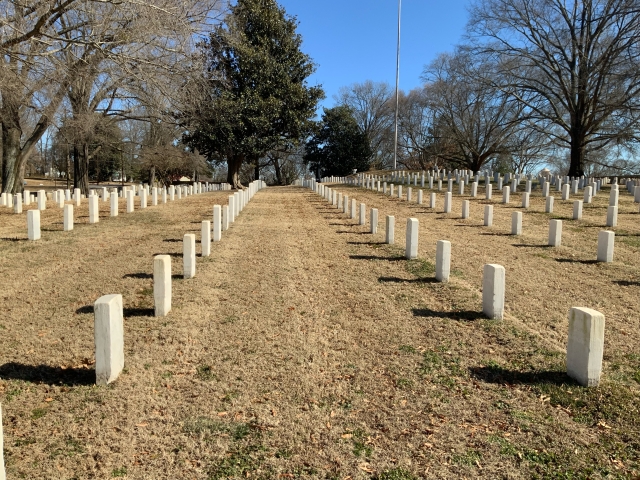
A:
444 192 452 213
385 215 395 244
606 206 617 227
201 221 211 257
370 208 378 234
154 255 172 317
511 211 522 235
127 190 135 213
573 200 583 220
183 234 196 278
597 230 614 262
545 196 554 213
13 194 22 214
549 219 562 247
222 205 229 231
482 264 505 320
110 192 118 217
89 195 99 224
435 240 451 282
64 204 74 232
27 209 40 240
37 190 46 211
462 200 470 219
484 205 493 226
94 294 124 386
567 307 605 387
405 218 419 259
359 203 366 226
213 205 222 241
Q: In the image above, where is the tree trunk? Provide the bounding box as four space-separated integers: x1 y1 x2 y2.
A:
273 156 283 185
74 143 90 196
254 163 260 181
149 165 156 186
2 124 22 194
227 154 244 189
569 134 585 177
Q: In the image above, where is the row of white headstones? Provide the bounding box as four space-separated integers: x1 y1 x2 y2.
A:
0 181 267 479
325 168 639 198
306 179 606 392
0 182 232 240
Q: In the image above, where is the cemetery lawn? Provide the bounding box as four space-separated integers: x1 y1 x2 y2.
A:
0 183 639 479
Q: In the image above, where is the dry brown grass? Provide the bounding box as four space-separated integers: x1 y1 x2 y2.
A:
0 182 639 479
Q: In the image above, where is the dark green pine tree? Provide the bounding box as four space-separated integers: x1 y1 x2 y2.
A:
304 106 372 178
183 0 324 189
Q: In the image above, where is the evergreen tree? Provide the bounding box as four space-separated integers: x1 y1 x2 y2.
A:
304 106 372 178
183 0 323 188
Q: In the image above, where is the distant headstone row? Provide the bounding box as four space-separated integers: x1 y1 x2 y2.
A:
308 180 607 388
93 180 265 387
11 182 234 241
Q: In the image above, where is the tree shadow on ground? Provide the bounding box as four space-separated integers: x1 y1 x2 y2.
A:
0 237 24 242
347 241 384 245
412 307 484 321
163 239 183 243
123 272 152 279
350 255 405 261
380 277 437 284
152 252 182 258
613 280 640 287
329 222 349 226
469 365 575 386
336 230 369 235
555 258 599 265
0 362 94 386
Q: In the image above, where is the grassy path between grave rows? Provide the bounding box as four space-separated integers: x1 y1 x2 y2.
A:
0 185 639 479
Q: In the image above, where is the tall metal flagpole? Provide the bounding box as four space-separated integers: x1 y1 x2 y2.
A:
393 0 401 170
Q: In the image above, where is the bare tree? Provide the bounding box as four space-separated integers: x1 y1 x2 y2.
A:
468 0 640 177
336 81 395 169
0 0 225 193
423 50 522 172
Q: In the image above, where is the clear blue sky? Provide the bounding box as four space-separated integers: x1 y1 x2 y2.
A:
277 0 471 109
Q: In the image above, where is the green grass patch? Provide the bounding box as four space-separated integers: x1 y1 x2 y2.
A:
375 468 418 480
207 444 264 480
406 258 435 277
31 408 47 420
196 364 218 381
112 467 127 477
395 377 414 389
399 344 417 354
452 449 481 466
